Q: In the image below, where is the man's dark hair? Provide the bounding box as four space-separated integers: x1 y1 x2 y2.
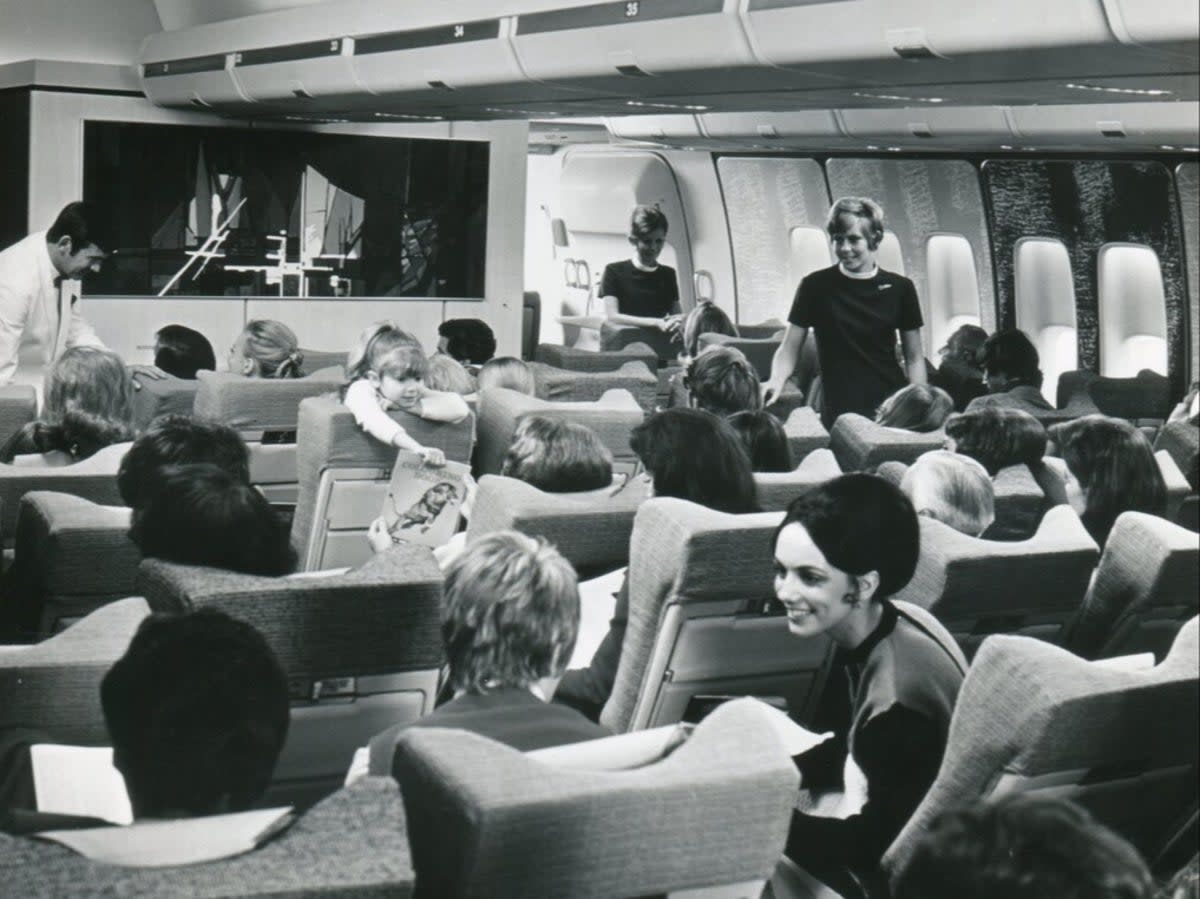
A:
893 794 1154 899
117 416 250 509
129 463 296 575
944 407 1047 476
438 319 497 365
154 324 217 380
980 329 1044 390
101 608 289 818
685 345 762 416
45 201 111 253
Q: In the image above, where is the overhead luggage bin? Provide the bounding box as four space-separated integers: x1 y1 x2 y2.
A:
698 110 861 149
607 115 704 142
839 106 1015 148
139 40 247 111
1010 102 1200 150
1106 0 1200 60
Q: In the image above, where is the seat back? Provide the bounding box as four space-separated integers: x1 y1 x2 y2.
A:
466 475 651 576
698 331 781 380
781 405 831 464
1154 420 1199 492
393 698 799 899
755 448 841 512
886 621 1200 879
599 320 679 361
194 368 345 504
0 384 37 448
0 597 151 744
9 492 137 638
829 413 946 471
474 387 644 477
1064 512 1199 662
1157 449 1193 522
601 498 829 734
529 360 657 411
129 374 200 430
892 505 1100 656
1057 368 1172 422
137 549 444 806
0 777 413 898
298 348 348 373
534 341 658 374
292 396 475 572
0 443 130 545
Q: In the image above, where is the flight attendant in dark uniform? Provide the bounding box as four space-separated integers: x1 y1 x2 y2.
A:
762 197 926 429
599 204 682 339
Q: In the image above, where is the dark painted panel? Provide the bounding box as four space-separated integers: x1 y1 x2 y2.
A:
236 39 343 67
0 90 30 249
983 160 1188 397
1176 163 1198 380
144 54 227 77
356 19 502 55
516 0 724 36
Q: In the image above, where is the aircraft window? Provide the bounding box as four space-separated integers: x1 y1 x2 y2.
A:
876 231 906 276
1013 237 1077 404
82 121 489 298
925 233 982 352
1097 243 1168 378
715 156 830 325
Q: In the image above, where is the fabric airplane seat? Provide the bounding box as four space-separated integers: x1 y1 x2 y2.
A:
0 384 37 448
892 505 1100 657
534 341 658 375
529 360 658 412
829 414 947 471
129 373 200 431
1056 368 1172 424
392 698 798 899
781 406 831 465
755 448 842 513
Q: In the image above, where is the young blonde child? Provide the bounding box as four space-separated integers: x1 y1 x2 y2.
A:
342 321 469 466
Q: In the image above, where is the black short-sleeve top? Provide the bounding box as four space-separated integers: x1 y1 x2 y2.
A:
600 260 680 319
788 265 924 424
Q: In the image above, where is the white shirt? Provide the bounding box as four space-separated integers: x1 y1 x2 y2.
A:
0 231 105 384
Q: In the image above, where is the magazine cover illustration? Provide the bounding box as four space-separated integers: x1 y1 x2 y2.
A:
381 450 470 548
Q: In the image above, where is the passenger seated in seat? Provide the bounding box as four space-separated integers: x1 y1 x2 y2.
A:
680 300 738 359
728 409 793 473
424 353 476 397
875 383 954 433
900 450 995 537
600 205 682 339
129 463 296 576
892 794 1154 899
0 346 135 464
227 319 305 379
930 324 988 411
152 324 216 380
775 474 965 893
475 356 535 396
501 416 614 494
943 406 1047 477
1168 379 1200 426
364 531 609 776
965 328 1057 418
437 318 496 371
1045 415 1167 546
554 408 759 720
117 415 250 510
681 344 762 416
340 321 469 466
1 608 288 833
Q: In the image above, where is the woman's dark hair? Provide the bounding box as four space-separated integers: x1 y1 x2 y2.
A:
681 301 739 358
1050 414 1167 545
630 408 759 514
154 324 217 379
942 324 988 368
980 329 1043 390
876 383 954 433
685 345 762 417
727 410 793 473
101 609 289 818
438 318 497 365
501 416 613 493
117 415 250 509
944 406 1047 476
129 463 296 575
774 473 919 601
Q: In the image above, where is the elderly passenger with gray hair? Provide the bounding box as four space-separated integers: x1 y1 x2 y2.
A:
365 531 609 776
900 450 995 537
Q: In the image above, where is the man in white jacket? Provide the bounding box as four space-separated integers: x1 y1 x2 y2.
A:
0 202 108 386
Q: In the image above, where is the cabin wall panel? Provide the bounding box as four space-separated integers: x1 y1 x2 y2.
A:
1175 162 1199 380
982 160 1188 397
86 298 247 366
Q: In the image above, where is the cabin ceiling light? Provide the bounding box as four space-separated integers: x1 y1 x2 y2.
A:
373 112 444 121
887 146 903 152
853 91 944 103
625 100 709 111
485 107 561 116
1065 83 1171 96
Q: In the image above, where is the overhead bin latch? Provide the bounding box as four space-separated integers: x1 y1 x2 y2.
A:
887 27 948 60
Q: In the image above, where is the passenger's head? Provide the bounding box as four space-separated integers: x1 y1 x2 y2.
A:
875 383 954 433
980 329 1043 392
727 410 793 473
893 794 1154 899
441 531 580 695
153 324 216 380
685 345 762 416
101 609 289 819
129 463 296 576
46 201 109 279
229 319 304 379
773 474 919 643
628 204 669 268
901 450 995 537
477 356 535 396
940 324 989 370
630 408 759 514
501 416 613 493
681 301 738 358
437 318 496 366
1050 414 1167 545
944 406 1047 476
424 353 477 396
117 415 249 509
826 197 885 274
345 320 421 383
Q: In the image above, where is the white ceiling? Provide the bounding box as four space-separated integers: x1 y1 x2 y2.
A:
152 0 328 31
0 0 161 66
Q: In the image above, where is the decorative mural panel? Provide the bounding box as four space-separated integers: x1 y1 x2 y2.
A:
982 160 1187 397
824 158 997 347
1175 162 1198 382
